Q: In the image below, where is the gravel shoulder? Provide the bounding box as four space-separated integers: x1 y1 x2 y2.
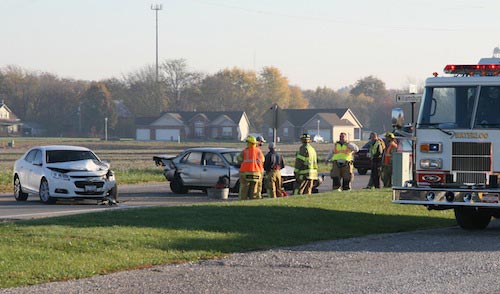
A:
4 220 500 294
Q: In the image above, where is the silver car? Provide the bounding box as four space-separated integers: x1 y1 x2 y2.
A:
153 147 298 194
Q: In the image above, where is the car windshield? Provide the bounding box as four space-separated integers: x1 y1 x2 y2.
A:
46 150 99 163
221 151 240 166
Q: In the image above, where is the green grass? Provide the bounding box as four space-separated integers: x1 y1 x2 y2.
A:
0 189 455 288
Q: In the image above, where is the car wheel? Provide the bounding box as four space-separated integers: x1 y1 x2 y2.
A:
170 175 188 194
13 176 28 201
39 179 56 204
357 168 368 175
108 185 118 201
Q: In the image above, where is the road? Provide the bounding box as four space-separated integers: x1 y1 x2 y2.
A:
0 174 370 220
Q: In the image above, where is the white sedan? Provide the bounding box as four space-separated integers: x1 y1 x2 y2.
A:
13 145 118 204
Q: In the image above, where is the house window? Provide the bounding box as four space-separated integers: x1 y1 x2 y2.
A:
194 121 204 137
268 128 273 138
222 127 232 137
283 127 289 137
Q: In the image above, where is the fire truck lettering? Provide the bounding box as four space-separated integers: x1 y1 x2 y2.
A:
454 132 488 139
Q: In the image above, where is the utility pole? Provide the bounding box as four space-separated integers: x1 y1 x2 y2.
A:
151 3 162 82
104 117 108 141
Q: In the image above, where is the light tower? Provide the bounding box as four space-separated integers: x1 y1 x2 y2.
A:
151 4 162 82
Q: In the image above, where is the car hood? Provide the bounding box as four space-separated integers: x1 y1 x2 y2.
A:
281 165 295 176
46 159 110 173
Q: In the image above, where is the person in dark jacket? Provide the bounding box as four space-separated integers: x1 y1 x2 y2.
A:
264 142 285 198
366 132 384 189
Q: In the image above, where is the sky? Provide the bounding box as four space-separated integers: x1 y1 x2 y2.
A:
2 0 500 90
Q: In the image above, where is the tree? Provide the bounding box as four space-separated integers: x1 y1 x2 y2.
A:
79 83 117 137
199 68 258 112
306 86 345 109
160 59 203 111
257 67 291 108
350 76 394 132
122 66 167 117
288 85 308 109
350 75 388 100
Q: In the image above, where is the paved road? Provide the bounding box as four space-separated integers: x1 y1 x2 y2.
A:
0 174 371 220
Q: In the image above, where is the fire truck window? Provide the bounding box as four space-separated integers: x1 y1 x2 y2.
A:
420 86 477 129
475 86 500 128
456 87 476 128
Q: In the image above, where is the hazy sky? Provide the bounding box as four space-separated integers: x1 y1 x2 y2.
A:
2 0 499 90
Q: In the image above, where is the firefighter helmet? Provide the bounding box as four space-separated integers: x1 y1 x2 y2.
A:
246 136 257 144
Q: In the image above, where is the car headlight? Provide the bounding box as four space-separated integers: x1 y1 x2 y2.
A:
420 158 443 169
51 171 70 181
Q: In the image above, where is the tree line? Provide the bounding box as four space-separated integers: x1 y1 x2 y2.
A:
0 59 417 138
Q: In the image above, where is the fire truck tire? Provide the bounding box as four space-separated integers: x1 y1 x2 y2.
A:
454 207 491 230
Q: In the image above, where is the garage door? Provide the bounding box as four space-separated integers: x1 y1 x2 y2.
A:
156 129 180 141
136 129 150 141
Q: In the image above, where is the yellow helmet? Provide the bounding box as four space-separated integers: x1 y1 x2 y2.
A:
246 136 257 144
385 132 395 139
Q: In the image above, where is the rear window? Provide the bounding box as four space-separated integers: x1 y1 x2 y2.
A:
46 150 98 163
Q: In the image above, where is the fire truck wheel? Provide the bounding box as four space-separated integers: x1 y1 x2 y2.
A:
454 207 491 230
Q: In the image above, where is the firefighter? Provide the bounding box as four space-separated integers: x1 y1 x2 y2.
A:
325 132 359 191
293 133 318 195
366 132 384 189
381 132 398 188
264 142 285 198
256 136 266 197
237 136 264 200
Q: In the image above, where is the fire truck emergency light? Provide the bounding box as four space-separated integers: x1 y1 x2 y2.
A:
444 64 500 76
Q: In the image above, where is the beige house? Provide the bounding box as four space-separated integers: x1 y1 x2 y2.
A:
0 102 22 136
135 111 250 141
262 107 363 143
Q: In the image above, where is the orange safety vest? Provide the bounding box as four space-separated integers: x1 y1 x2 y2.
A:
240 147 264 173
383 141 398 165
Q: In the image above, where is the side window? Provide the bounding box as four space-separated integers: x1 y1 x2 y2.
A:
24 149 38 164
180 152 202 165
204 153 224 167
33 150 43 165
475 86 500 128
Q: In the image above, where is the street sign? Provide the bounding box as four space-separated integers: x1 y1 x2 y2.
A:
396 94 422 103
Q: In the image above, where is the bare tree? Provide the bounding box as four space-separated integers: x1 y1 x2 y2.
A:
160 59 203 111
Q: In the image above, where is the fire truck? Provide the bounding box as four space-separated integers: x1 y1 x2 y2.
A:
393 56 500 230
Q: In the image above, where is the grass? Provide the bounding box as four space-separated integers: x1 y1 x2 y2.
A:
0 189 455 288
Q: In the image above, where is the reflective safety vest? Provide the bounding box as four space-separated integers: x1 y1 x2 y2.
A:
294 144 318 179
370 139 384 159
239 147 264 173
383 141 398 165
332 143 353 161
